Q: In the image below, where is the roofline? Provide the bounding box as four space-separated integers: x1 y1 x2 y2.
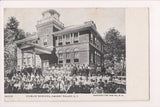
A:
27 43 52 52
90 26 105 44
52 24 105 44
52 24 91 35
19 43 52 52
20 43 52 54
15 35 38 44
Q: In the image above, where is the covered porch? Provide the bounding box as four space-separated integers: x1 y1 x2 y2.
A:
16 42 53 70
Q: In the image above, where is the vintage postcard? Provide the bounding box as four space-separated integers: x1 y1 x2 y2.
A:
3 8 149 101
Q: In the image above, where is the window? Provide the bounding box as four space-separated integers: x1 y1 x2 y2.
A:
74 59 79 62
73 48 79 58
97 40 99 48
66 42 70 45
94 37 97 45
58 36 63 46
74 32 79 43
59 60 63 63
43 38 47 46
66 49 71 63
74 40 78 43
66 49 70 59
23 58 26 65
74 52 79 58
74 48 79 62
66 53 70 59
59 53 63 59
90 33 93 43
66 59 70 63
66 34 70 45
91 53 94 63
59 36 62 41
58 50 63 59
58 50 63 64
54 37 57 46
43 60 49 68
27 57 31 65
58 42 63 46
74 32 78 38
95 51 97 63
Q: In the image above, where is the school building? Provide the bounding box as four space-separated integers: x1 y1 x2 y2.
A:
16 9 105 69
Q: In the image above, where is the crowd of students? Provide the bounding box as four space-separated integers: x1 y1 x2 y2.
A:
4 65 126 94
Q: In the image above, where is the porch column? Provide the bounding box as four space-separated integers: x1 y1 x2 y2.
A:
21 51 24 68
32 53 34 67
33 49 36 67
41 60 43 71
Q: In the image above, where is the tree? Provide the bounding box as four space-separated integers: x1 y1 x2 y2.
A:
16 29 25 40
104 28 126 75
5 17 25 41
4 17 25 73
6 17 19 31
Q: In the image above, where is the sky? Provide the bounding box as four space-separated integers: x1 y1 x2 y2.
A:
4 8 125 38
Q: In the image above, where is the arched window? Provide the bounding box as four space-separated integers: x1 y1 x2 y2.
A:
73 48 79 58
66 49 70 63
66 49 70 59
58 50 63 59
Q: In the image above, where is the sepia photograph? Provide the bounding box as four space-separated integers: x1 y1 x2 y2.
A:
4 8 126 94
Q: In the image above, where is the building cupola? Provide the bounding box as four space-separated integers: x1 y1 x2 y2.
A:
42 9 60 21
37 9 64 29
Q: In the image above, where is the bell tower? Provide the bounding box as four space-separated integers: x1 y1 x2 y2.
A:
36 9 64 49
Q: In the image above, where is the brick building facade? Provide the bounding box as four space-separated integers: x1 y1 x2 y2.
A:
16 9 104 69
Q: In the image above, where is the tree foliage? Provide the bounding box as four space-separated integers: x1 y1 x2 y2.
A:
4 17 25 73
6 17 19 31
104 28 126 75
